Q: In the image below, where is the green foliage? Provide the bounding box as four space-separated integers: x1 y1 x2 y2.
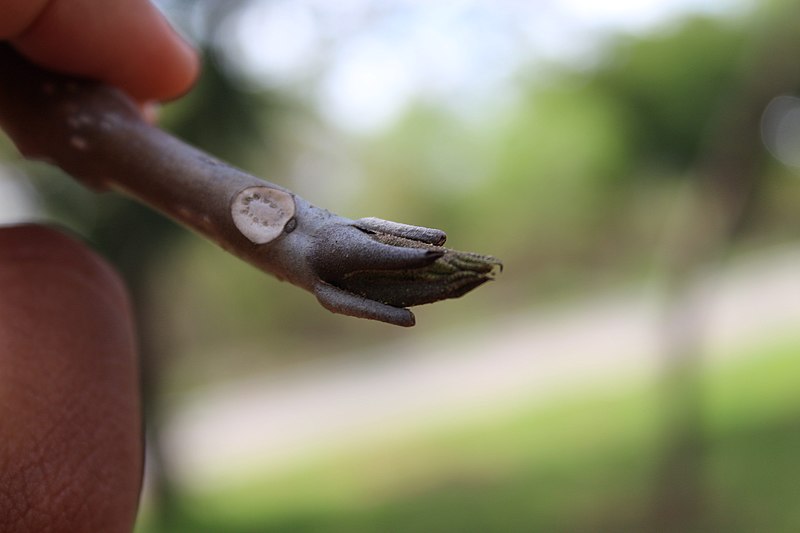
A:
342 15 760 306
136 339 800 533
591 17 748 172
16 5 800 357
473 84 633 249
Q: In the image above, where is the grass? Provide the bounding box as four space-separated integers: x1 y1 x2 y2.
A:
136 338 800 532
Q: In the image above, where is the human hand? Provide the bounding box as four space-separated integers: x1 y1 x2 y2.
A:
0 2 197 531
2 0 198 103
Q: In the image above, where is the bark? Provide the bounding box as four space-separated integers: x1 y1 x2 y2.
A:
0 44 500 326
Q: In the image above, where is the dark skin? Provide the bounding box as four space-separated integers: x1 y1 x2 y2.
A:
0 2 198 531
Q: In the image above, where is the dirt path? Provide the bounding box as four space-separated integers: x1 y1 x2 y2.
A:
160 245 800 488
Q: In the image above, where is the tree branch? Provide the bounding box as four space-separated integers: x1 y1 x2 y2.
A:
0 44 500 326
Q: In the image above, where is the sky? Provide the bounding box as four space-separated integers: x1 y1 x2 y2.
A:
219 0 750 132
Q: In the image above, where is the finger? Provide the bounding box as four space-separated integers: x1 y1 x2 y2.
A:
4 0 198 102
0 225 141 533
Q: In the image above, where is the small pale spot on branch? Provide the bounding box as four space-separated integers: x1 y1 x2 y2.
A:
231 186 296 244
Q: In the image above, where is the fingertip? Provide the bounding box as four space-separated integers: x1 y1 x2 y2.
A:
0 224 131 314
11 0 200 102
0 224 142 533
126 26 200 101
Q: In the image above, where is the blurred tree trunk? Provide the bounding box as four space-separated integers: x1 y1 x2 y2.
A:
650 6 800 530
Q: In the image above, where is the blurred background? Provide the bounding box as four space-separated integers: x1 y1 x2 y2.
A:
3 0 800 531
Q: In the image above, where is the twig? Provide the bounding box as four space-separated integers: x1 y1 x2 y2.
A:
0 44 500 326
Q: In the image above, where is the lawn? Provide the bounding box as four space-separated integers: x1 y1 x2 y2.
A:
136 338 800 532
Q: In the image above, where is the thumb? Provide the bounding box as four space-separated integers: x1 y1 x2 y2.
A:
0 225 142 532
